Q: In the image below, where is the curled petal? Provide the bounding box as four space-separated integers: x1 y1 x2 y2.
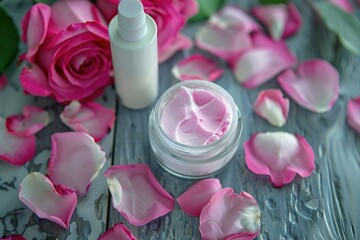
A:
252 3 302 40
0 75 7 91
48 132 106 196
209 5 261 33
20 63 51 97
0 118 36 165
173 0 199 20
199 188 261 240
233 33 296 88
328 0 353 13
6 106 50 137
277 59 339 113
172 54 223 82
347 97 360 135
60 101 115 142
195 24 252 61
0 235 26 240
159 34 192 63
244 132 315 187
19 172 77 229
105 164 175 226
177 178 222 216
98 223 137 240
253 89 289 127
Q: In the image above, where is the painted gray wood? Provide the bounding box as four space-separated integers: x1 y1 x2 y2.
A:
1 0 360 239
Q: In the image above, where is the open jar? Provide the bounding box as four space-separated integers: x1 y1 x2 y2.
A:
149 80 242 179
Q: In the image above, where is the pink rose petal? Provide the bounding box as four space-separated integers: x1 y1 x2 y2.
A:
0 117 36 165
244 132 315 187
172 54 223 82
0 235 26 240
199 188 261 240
20 63 51 97
48 132 106 196
252 3 302 40
277 59 339 113
253 89 289 127
0 75 7 91
98 223 137 240
19 172 77 229
158 34 192 64
225 233 258 240
328 0 353 13
105 164 175 226
177 178 222 217
233 33 297 88
209 5 261 33
195 24 252 61
347 97 360 135
60 101 115 142
5 106 50 137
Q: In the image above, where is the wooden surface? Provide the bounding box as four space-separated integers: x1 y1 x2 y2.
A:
1 0 360 239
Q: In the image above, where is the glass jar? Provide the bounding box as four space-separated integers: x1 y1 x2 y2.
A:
149 80 242 179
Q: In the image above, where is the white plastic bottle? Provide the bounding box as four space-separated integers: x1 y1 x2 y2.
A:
109 0 158 109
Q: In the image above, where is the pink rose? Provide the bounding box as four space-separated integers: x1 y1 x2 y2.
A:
97 0 198 63
20 0 113 103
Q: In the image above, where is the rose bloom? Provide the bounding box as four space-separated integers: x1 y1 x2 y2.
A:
97 0 198 63
20 0 113 103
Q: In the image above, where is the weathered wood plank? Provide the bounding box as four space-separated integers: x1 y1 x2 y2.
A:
0 0 116 239
110 0 360 239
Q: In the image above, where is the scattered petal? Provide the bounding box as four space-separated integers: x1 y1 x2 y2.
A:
209 5 261 33
244 132 315 187
253 89 289 127
177 178 222 216
328 0 353 13
252 3 302 40
60 101 115 142
347 97 360 135
0 75 7 91
19 172 77 229
105 164 175 226
172 54 223 82
98 223 137 240
0 235 26 240
195 24 252 61
6 106 49 137
0 117 36 165
277 59 339 113
233 33 297 88
199 188 261 240
48 132 106 196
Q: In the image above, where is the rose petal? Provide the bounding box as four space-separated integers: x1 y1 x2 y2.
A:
60 101 115 142
253 89 289 127
233 33 296 89
252 3 302 40
105 164 175 226
195 24 252 61
328 0 353 13
244 132 315 187
177 178 222 216
21 3 51 60
172 54 223 82
98 223 137 240
199 188 261 240
173 0 199 20
347 97 360 135
277 59 339 113
20 63 51 97
0 117 36 165
5 106 50 137
158 34 192 63
225 233 258 240
0 75 7 91
0 235 26 240
209 5 261 33
48 132 106 196
19 172 77 229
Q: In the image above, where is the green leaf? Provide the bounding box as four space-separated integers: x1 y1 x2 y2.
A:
0 6 19 74
188 0 226 24
260 0 288 4
315 2 360 55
